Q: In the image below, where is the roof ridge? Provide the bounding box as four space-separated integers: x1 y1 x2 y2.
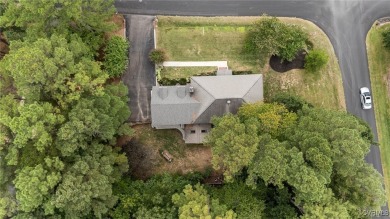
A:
190 78 216 121
242 75 262 100
191 77 216 99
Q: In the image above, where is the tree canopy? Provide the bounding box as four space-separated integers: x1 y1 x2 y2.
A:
0 0 116 40
206 101 386 217
172 184 236 219
244 16 308 65
0 1 132 218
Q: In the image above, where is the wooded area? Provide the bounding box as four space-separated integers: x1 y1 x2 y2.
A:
0 1 386 218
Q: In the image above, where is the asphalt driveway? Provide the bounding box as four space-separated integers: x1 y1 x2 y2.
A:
122 15 156 123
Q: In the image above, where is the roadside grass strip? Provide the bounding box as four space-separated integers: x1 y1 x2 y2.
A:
367 24 390 203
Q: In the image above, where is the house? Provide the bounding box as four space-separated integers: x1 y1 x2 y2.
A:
151 72 263 144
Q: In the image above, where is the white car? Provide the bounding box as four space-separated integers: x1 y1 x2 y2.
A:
360 87 372 109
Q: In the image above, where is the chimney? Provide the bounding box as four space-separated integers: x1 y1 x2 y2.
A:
189 86 194 95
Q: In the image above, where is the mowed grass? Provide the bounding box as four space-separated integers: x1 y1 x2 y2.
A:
366 24 390 202
161 67 216 79
157 16 345 110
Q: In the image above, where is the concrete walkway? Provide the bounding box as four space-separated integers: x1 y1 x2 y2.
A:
162 61 228 68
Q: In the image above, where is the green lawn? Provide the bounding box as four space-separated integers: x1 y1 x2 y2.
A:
160 67 216 79
366 24 390 202
157 16 345 110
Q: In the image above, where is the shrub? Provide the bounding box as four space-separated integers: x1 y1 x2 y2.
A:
304 49 329 73
149 49 167 64
271 92 313 113
103 36 129 78
382 28 390 50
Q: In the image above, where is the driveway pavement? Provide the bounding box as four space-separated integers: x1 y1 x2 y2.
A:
122 15 156 123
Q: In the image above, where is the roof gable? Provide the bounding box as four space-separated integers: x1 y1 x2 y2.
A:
190 74 262 99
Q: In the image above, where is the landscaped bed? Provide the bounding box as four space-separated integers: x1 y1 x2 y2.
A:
366 23 390 203
156 16 345 110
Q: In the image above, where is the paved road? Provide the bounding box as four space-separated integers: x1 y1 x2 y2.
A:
116 0 390 216
122 15 155 123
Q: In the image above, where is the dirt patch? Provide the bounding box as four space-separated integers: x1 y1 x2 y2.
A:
122 125 212 180
107 14 125 38
269 50 306 73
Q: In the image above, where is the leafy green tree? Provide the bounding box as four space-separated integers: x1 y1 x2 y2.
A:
208 182 265 219
205 114 259 182
208 101 385 216
238 102 297 138
110 173 203 219
304 49 329 73
277 24 308 61
56 83 131 156
244 16 308 64
51 142 127 218
172 184 236 219
0 0 116 40
301 189 352 219
0 102 64 166
246 136 290 189
14 158 63 213
0 34 107 108
103 36 129 78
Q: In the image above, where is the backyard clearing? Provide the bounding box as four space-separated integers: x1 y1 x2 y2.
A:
366 24 390 203
156 16 345 110
118 125 212 180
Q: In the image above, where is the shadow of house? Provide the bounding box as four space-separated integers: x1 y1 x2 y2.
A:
151 71 263 144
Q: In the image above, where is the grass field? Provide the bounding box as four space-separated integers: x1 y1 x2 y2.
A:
157 16 345 110
366 24 390 202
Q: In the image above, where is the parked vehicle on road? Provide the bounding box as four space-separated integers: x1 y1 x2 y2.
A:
360 87 372 109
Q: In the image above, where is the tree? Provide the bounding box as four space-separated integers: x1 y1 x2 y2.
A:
246 136 290 189
277 24 308 61
208 182 265 219
301 189 352 219
13 158 63 213
0 34 107 108
51 142 127 218
172 184 236 219
238 102 297 138
56 83 131 156
207 101 385 216
0 0 117 40
103 36 129 78
111 174 193 219
304 49 329 73
205 114 259 182
244 16 308 65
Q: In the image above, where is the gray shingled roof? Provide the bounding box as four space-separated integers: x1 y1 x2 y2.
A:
151 74 263 127
151 86 200 126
